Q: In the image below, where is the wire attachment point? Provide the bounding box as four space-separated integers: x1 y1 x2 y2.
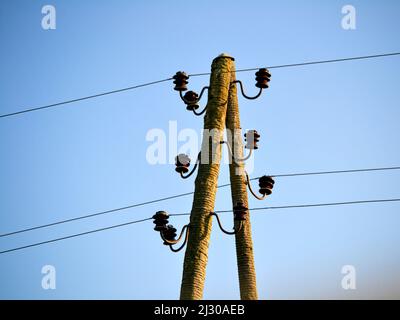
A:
153 211 190 253
244 130 260 150
175 152 200 179
173 71 189 91
245 171 275 200
179 87 209 116
160 224 190 252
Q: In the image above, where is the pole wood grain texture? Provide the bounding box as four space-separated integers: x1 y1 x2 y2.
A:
226 63 258 300
180 54 234 300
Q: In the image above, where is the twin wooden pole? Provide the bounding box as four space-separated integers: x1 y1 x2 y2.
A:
179 54 258 300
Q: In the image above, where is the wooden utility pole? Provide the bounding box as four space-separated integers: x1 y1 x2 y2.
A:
226 64 258 299
180 54 234 300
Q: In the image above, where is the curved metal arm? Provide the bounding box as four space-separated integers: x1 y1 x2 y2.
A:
245 170 266 200
179 86 209 104
160 224 190 245
221 141 252 164
180 152 201 179
192 107 207 116
233 80 262 100
211 212 243 235
169 226 190 252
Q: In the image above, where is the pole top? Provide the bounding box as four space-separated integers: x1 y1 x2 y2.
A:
214 53 235 61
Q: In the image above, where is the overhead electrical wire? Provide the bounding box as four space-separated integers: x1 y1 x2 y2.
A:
248 198 400 212
1 198 400 255
170 198 400 216
189 52 400 77
235 166 400 186
0 191 194 238
1 52 399 118
0 78 172 119
0 217 153 255
1 165 400 239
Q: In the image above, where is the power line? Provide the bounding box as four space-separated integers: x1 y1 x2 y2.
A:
260 166 400 179
1 52 399 119
217 165 400 188
189 52 400 77
1 165 400 239
0 78 172 119
0 217 152 255
0 191 194 238
248 198 400 212
1 198 400 255
200 198 400 215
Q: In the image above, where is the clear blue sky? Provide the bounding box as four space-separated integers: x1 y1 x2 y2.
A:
1 0 400 299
